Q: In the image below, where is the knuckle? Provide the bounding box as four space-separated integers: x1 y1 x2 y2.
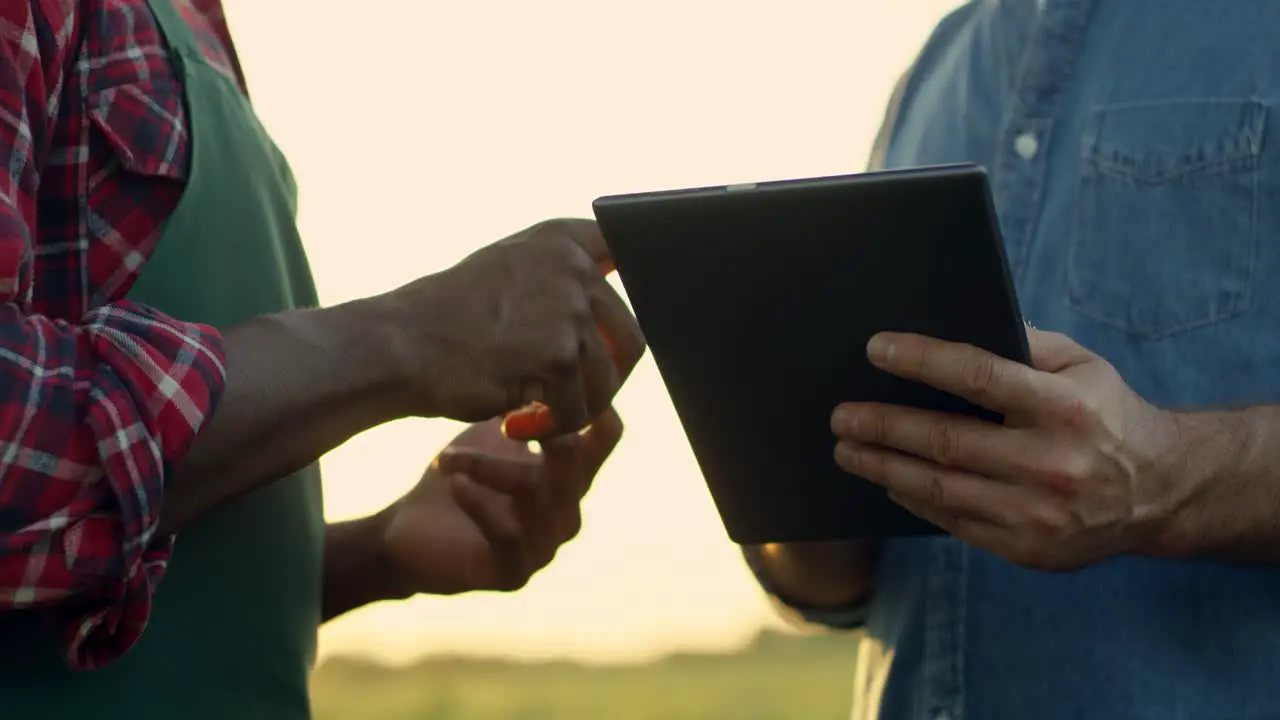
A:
544 348 583 378
927 471 948 508
907 347 930 379
563 512 583 541
564 246 596 277
572 301 596 327
534 546 560 574
497 572 531 593
531 220 594 269
1062 394 1102 431
961 356 1000 394
560 287 596 320
532 218 572 238
925 422 962 466
1055 452 1095 490
864 412 889 445
536 331 582 369
852 444 884 477
1034 450 1089 496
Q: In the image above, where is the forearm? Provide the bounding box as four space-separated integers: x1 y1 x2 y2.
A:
158 297 407 535
744 541 876 609
1153 405 1280 562
321 512 410 622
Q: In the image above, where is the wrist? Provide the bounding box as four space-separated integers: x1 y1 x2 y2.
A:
367 503 416 602
321 508 412 622
324 294 420 420
1145 409 1251 558
365 284 449 419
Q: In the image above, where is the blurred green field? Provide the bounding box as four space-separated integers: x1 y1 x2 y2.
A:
310 629 858 719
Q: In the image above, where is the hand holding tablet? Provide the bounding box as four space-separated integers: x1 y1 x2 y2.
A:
594 164 1030 542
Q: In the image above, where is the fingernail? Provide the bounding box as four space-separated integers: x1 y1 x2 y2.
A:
867 335 894 365
503 409 551 441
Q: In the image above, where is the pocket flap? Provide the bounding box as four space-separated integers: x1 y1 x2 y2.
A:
88 81 189 180
1083 99 1266 182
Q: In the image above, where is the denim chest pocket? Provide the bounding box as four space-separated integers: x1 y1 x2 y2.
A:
1067 99 1267 339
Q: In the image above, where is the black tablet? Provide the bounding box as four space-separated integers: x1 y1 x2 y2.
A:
594 163 1030 543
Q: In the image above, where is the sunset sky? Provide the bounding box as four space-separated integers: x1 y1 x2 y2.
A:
219 0 963 666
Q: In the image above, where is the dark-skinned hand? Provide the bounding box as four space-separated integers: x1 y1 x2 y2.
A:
381 409 623 595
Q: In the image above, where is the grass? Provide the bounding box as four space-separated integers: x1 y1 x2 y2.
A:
310 629 859 719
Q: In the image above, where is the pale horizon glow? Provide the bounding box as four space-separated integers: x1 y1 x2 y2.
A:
219 0 962 666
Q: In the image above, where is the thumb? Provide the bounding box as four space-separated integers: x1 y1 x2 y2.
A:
1027 327 1094 373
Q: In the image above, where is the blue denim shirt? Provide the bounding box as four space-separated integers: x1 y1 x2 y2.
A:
753 1 1280 718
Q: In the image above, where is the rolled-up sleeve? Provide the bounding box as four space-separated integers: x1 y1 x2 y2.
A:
0 2 227 670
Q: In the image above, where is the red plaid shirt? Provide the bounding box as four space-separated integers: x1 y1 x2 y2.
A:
0 0 248 669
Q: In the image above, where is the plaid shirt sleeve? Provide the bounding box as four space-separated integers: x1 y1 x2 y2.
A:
0 2 228 670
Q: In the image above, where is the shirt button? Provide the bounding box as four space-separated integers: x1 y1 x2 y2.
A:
1014 131 1039 160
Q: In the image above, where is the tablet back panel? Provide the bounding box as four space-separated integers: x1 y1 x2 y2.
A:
595 164 1029 543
